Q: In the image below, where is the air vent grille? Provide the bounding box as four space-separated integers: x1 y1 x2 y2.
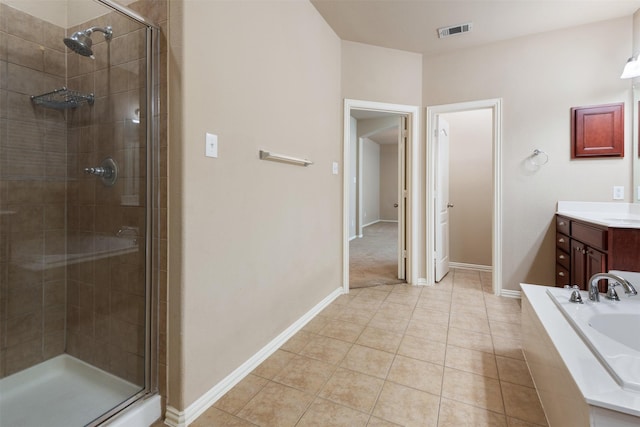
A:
437 22 473 39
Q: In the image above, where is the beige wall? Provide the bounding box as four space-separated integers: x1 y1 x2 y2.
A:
168 0 341 410
362 138 380 225
441 110 492 267
424 17 633 290
380 144 398 221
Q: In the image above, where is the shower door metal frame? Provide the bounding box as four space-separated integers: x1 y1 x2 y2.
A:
87 1 160 425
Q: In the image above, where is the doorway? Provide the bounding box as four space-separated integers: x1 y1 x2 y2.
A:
427 99 503 295
343 100 420 293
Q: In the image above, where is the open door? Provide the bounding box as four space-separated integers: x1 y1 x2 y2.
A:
434 116 450 282
397 116 407 280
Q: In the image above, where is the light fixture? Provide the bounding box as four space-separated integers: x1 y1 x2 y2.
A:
621 54 640 79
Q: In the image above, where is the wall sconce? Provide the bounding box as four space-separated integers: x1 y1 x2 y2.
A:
621 54 640 79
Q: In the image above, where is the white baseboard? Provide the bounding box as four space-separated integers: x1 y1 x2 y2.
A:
450 262 493 272
163 286 344 427
415 278 432 286
500 289 521 299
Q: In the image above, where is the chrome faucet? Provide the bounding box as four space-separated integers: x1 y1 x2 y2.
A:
588 273 638 302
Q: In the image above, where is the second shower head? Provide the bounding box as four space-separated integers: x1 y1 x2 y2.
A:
64 26 113 58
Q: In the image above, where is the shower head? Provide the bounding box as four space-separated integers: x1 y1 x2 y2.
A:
64 26 113 58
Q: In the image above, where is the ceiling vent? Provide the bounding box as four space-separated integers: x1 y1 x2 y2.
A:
437 22 473 39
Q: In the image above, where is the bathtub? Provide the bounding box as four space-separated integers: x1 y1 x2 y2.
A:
521 274 640 427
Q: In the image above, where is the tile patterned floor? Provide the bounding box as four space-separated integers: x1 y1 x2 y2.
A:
189 269 548 426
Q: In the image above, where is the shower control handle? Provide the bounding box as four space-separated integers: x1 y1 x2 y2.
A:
84 157 118 187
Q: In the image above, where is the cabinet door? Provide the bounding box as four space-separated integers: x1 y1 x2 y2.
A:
586 247 608 293
571 240 586 289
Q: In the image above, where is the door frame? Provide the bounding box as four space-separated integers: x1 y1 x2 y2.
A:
426 98 503 295
343 99 420 293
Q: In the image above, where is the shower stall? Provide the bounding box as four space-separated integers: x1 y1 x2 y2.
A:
0 0 160 425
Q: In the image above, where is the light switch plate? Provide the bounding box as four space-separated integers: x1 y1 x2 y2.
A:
613 186 624 200
205 133 218 158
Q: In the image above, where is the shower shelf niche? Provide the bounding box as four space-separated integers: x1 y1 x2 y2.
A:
31 87 95 109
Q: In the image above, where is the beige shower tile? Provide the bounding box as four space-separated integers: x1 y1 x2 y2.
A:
319 368 384 413
300 335 352 365
340 344 394 379
501 382 547 426
387 355 443 396
442 367 504 413
273 355 336 394
319 319 365 343
296 398 369 427
356 326 403 354
237 382 313 427
438 398 507 427
496 356 534 387
252 349 295 379
397 335 446 365
372 382 440 427
213 374 268 414
445 345 498 379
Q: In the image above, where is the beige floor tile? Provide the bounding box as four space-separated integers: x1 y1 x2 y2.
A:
191 407 257 427
296 398 369 427
501 382 547 425
447 327 494 354
319 368 384 413
319 319 365 343
372 381 440 427
273 354 336 393
333 294 356 306
507 416 548 426
492 335 524 361
490 319 521 340
300 335 353 365
368 311 410 334
281 330 315 353
356 326 403 354
252 349 296 379
450 312 491 334
385 291 419 307
377 301 413 320
438 398 507 427
237 382 313 427
321 303 346 319
405 319 448 343
397 334 446 365
303 315 330 334
349 296 386 311
445 345 498 379
213 374 268 414
367 416 402 426
337 306 378 325
340 344 395 379
496 356 534 387
391 284 423 295
411 306 450 326
442 367 504 414
358 288 391 300
387 355 443 395
416 296 452 312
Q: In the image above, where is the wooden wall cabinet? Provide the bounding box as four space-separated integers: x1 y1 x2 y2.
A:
555 215 640 292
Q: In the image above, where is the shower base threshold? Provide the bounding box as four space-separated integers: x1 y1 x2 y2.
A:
0 354 141 427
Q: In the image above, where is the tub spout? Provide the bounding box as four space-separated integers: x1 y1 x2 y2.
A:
588 273 638 302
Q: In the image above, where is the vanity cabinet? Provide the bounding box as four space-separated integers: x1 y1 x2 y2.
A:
555 215 640 292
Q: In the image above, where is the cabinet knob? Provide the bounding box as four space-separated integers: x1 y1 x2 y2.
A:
558 238 565 243
559 221 566 226
559 254 565 260
559 272 565 277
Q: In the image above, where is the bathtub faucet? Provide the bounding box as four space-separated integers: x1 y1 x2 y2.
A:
588 273 638 302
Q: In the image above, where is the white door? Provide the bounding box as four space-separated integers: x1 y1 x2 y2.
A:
397 116 407 280
434 116 450 282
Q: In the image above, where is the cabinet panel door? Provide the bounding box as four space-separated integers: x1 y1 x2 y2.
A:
586 247 608 293
571 240 586 289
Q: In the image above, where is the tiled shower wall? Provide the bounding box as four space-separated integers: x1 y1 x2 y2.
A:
0 0 168 404
0 3 68 378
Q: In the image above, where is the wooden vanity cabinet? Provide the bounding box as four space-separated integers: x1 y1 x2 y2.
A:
555 215 640 292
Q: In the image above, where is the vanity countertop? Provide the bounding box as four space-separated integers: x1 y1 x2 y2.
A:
557 201 640 229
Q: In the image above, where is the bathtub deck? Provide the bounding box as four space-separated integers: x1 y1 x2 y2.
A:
0 354 140 427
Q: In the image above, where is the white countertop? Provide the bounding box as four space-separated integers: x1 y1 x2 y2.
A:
557 201 640 228
521 282 640 417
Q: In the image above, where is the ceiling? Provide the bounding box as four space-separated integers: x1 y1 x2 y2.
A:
311 0 640 57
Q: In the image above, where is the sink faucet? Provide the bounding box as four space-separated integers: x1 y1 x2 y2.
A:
588 273 638 302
